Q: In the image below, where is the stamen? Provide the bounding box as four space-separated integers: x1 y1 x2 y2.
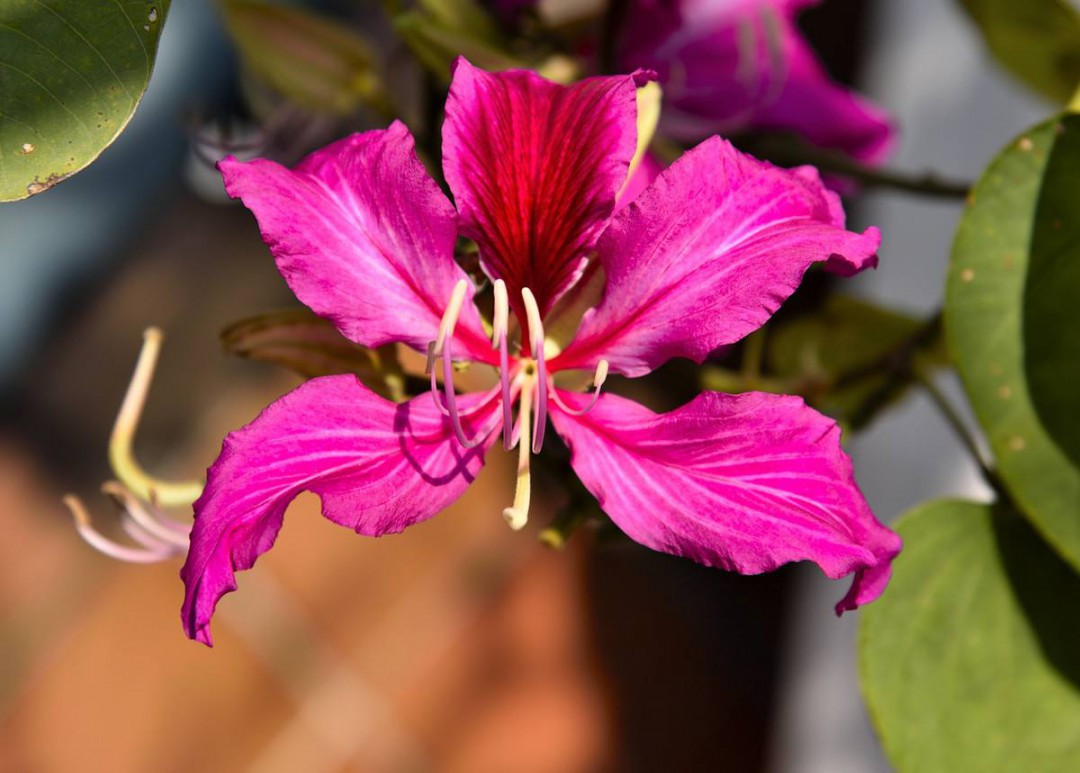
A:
549 359 610 416
102 481 190 545
533 346 548 453
491 279 509 348
109 327 203 507
493 280 513 449
520 288 548 453
433 279 469 356
427 279 487 448
502 376 532 531
121 516 178 553
65 494 179 563
441 340 485 448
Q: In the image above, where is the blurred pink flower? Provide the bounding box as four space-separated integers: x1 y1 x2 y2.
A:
181 59 900 646
619 0 894 162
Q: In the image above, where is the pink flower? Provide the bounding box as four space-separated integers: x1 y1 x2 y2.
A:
181 59 900 646
618 0 894 163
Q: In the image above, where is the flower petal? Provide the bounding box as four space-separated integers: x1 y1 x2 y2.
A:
752 22 895 165
620 0 894 164
550 389 900 611
180 375 499 645
442 58 643 318
554 137 879 376
219 122 490 360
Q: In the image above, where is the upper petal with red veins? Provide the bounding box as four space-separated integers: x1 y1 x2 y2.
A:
550 389 901 612
180 375 499 646
443 58 642 319
554 137 879 376
219 121 490 360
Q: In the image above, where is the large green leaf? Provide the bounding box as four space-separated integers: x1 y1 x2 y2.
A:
0 1 169 201
1024 114 1080 468
861 499 1080 772
947 116 1080 572
958 0 1080 103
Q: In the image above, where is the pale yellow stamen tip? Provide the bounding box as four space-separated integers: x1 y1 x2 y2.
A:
492 279 509 347
520 287 544 353
594 359 610 388
64 494 91 527
435 279 469 354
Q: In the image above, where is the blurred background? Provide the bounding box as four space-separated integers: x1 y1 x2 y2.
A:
0 0 1047 770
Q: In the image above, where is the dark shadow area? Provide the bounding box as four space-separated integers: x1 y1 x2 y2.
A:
1023 113 1080 469
585 537 790 773
993 503 1080 691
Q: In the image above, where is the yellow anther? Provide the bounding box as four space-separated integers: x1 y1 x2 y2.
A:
434 279 469 355
520 287 544 354
492 278 509 347
594 359 610 389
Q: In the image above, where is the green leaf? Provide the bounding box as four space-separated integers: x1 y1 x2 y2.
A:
947 116 1080 572
0 1 169 201
1024 114 1080 468
220 0 388 117
221 309 409 401
860 499 1080 772
765 295 945 430
958 0 1080 103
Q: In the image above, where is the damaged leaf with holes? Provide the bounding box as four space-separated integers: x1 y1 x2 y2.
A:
0 1 170 201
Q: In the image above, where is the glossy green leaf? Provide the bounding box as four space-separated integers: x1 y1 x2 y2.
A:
948 116 1080 572
861 499 1080 772
220 0 388 117
221 309 409 401
958 0 1080 103
1024 114 1080 468
0 1 169 201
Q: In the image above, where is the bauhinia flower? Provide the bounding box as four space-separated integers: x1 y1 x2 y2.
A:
617 0 894 163
181 58 900 646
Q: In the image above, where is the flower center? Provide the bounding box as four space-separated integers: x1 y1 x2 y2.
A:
429 279 609 531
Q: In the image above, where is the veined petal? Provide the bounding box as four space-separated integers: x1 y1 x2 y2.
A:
220 122 490 360
443 58 643 318
554 137 879 376
180 376 499 646
550 390 900 611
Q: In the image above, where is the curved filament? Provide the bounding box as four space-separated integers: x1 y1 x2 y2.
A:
109 327 204 507
549 359 610 417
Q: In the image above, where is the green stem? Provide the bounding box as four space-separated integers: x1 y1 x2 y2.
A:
912 361 1004 494
747 137 972 199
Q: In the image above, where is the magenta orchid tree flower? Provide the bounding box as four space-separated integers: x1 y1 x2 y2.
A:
617 0 894 164
180 58 900 646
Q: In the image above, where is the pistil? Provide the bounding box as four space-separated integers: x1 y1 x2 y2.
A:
503 367 533 531
110 328 203 506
